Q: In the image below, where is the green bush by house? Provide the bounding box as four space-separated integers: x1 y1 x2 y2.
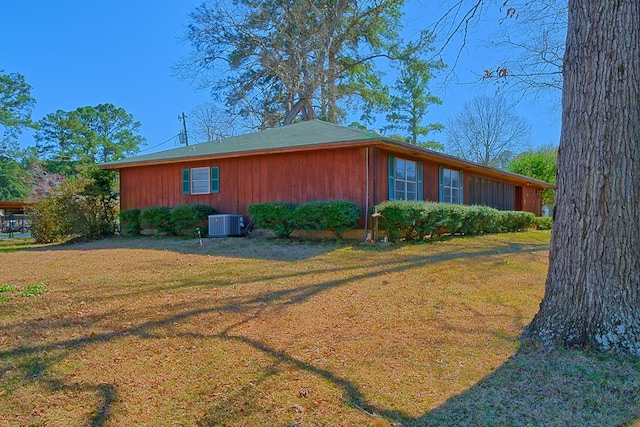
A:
120 209 141 236
377 201 535 242
247 202 298 238
169 204 217 236
140 206 172 234
248 200 361 239
533 216 552 230
294 200 361 240
137 204 217 236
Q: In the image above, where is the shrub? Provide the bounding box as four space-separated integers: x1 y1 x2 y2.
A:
533 216 553 230
170 204 217 236
140 206 172 234
120 209 141 236
460 205 501 235
295 200 361 240
248 202 298 238
377 201 536 242
377 201 435 241
27 175 118 243
499 211 535 232
28 194 73 243
435 203 465 236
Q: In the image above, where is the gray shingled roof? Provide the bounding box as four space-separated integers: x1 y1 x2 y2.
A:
100 119 553 188
102 120 380 167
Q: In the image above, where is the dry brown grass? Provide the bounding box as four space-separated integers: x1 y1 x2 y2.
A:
1 232 639 426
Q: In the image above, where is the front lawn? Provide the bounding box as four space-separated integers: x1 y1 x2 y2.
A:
1 232 639 426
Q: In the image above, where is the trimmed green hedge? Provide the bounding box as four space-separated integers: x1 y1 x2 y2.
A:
248 200 361 239
170 204 217 236
139 204 217 236
294 200 361 240
533 216 552 230
248 202 298 238
377 201 535 242
140 206 172 234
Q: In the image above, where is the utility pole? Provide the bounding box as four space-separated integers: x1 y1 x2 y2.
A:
178 112 189 146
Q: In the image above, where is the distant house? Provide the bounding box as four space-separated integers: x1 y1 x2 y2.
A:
100 120 552 225
0 201 30 234
0 201 28 216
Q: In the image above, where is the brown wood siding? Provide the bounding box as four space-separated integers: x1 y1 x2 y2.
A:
422 161 440 202
522 186 542 216
119 147 371 219
118 144 547 219
374 149 444 204
369 148 545 214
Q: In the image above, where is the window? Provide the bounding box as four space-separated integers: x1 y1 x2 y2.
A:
182 166 220 195
191 167 210 194
388 155 423 201
439 167 463 204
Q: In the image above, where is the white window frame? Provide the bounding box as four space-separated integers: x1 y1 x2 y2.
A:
190 167 210 195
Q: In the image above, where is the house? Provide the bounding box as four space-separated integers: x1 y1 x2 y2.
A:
0 201 28 216
0 201 30 234
100 120 553 227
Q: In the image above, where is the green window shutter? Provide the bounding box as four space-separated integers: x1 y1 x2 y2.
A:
459 171 464 204
388 154 395 201
438 166 444 202
182 168 190 194
210 166 220 194
417 161 423 201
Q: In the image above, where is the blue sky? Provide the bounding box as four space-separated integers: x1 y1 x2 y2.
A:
2 1 561 155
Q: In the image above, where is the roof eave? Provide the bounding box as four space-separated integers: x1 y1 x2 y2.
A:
101 133 554 189
378 138 555 189
99 139 381 170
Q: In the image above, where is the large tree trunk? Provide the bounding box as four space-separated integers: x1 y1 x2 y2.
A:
522 1 640 355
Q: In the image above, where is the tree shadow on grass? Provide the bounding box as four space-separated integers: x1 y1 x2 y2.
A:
174 328 640 427
10 232 552 263
17 235 347 261
3 233 605 426
412 346 640 427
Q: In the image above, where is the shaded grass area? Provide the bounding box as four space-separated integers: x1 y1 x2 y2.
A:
0 232 639 426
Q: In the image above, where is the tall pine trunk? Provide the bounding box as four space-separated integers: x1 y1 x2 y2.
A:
522 1 640 355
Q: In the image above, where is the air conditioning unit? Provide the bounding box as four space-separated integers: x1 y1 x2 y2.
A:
208 214 244 237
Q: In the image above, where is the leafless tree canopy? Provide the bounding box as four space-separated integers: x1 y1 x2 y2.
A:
189 103 235 143
430 0 565 100
446 95 531 167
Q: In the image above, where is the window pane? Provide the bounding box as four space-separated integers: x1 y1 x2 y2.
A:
191 168 208 180
393 157 418 201
443 170 451 187
396 159 406 179
407 182 416 195
192 181 209 194
191 167 210 194
451 188 459 203
406 162 416 180
451 171 459 188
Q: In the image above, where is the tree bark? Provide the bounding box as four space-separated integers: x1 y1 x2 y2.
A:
522 1 640 355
